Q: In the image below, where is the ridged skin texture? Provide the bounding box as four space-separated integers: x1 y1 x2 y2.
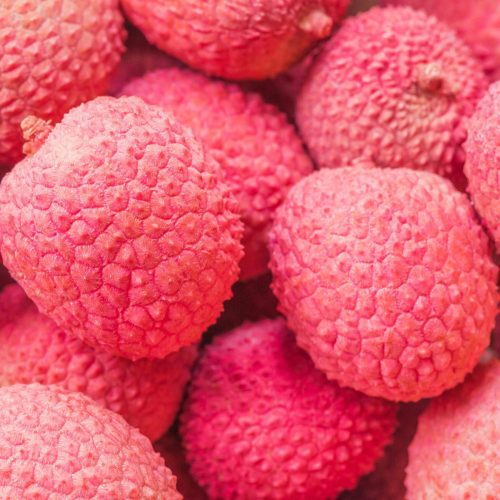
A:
0 284 197 441
269 167 498 401
121 68 313 280
406 360 499 499
0 96 243 360
121 0 350 80
0 0 125 169
382 0 500 81
180 319 397 500
0 384 181 499
296 7 488 181
464 82 500 251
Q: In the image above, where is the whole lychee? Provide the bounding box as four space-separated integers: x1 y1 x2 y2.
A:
0 96 243 360
0 383 181 498
381 0 500 81
0 284 197 441
0 0 125 169
406 360 499 499
269 167 498 401
296 6 487 182
180 318 397 500
120 0 350 80
121 68 313 280
464 82 500 250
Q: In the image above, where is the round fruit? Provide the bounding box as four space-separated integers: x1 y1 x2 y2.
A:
406 360 499 499
0 96 243 360
0 284 197 441
296 6 487 182
0 0 125 169
464 82 500 251
269 167 498 401
121 0 350 80
180 318 397 500
0 383 181 498
121 67 313 280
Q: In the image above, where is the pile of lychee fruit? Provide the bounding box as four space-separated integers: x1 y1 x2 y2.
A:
0 0 498 498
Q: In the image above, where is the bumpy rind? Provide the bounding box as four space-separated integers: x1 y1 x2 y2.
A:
296 6 487 181
382 0 500 80
464 82 500 251
121 67 313 280
0 0 125 168
269 167 498 401
0 284 197 441
406 360 499 499
0 383 181 498
121 0 350 80
180 318 397 500
0 96 244 360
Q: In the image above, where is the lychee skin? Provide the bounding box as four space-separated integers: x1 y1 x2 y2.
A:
464 82 500 251
0 96 243 360
0 383 181 498
406 360 499 499
121 68 313 280
0 284 197 441
269 167 498 401
0 0 125 169
180 319 397 500
121 0 350 80
296 6 488 180
382 0 500 81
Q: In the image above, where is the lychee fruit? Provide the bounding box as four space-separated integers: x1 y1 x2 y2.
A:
120 0 350 80
0 0 125 169
180 318 397 500
296 6 488 182
0 283 197 441
406 359 499 499
121 67 313 280
0 96 243 360
269 167 498 401
464 82 500 250
381 0 500 81
0 383 181 498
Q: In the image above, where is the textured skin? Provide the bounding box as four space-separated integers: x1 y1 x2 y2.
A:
382 0 500 81
296 7 487 181
464 82 500 251
406 360 499 499
0 96 243 360
155 431 207 500
0 384 181 498
121 68 313 280
121 0 350 80
0 0 125 169
269 167 498 401
0 284 197 441
180 319 397 500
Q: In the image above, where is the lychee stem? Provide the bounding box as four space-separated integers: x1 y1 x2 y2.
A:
415 63 446 94
21 116 53 156
299 9 333 39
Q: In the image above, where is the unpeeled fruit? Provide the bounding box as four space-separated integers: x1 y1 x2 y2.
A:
296 6 487 182
0 284 197 441
0 383 181 498
180 318 397 499
121 0 350 80
406 360 499 499
0 0 125 169
0 96 243 360
269 167 498 401
121 67 313 279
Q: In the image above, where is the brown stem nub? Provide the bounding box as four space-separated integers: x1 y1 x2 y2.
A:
299 9 333 39
415 62 446 94
21 116 53 156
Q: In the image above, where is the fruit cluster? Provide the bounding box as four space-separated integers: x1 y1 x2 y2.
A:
0 0 498 498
